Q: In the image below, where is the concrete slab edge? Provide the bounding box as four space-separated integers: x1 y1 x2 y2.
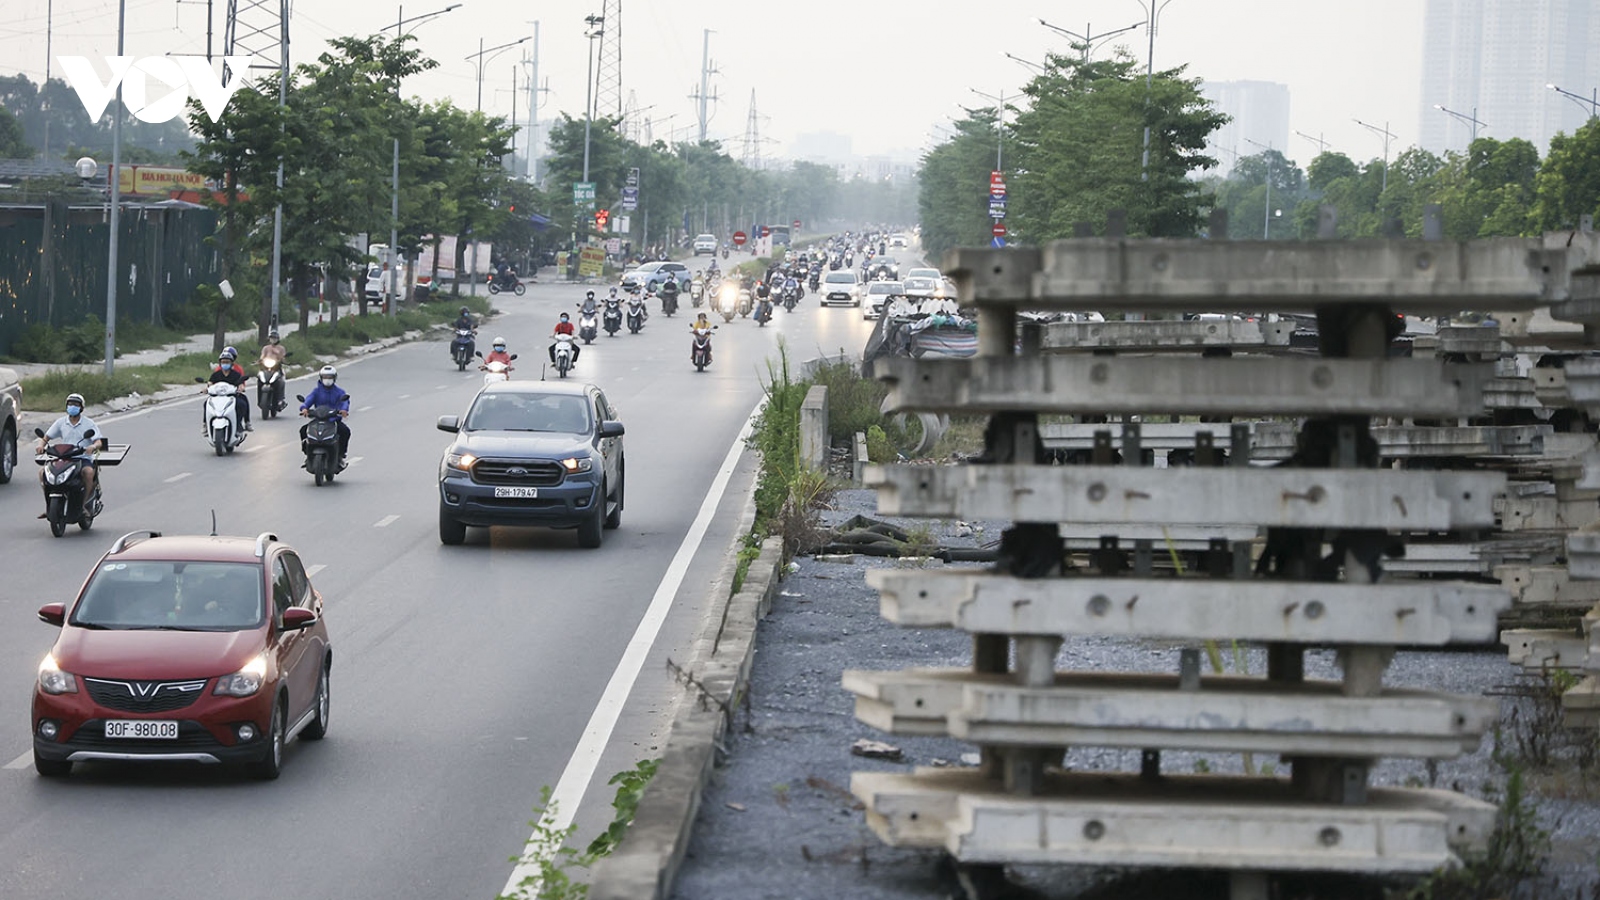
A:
587 492 786 900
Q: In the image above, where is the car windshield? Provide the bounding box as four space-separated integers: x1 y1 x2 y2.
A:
71 561 264 632
465 392 593 434
905 278 936 289
869 283 903 294
825 273 856 283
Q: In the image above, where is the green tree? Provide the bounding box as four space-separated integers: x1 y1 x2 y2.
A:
0 104 32 157
1534 119 1600 231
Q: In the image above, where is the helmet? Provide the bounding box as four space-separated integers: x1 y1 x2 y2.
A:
586 290 595 299
218 350 235 364
493 337 506 351
224 345 238 359
459 306 470 315
267 330 280 343
559 312 570 322
66 392 86 410
319 365 337 386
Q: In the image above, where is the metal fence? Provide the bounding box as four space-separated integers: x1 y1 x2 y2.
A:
0 202 221 357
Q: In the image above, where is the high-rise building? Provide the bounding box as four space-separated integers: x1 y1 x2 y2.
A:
1419 0 1598 155
1200 81 1291 170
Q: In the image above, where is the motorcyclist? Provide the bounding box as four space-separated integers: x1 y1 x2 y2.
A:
783 273 800 304
495 260 516 288
690 312 714 363
453 306 476 331
580 290 599 316
658 273 681 311
35 392 107 503
549 312 580 365
299 365 352 465
483 336 513 367
260 330 286 366
207 347 252 431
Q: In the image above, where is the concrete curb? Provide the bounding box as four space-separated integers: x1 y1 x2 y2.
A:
587 494 784 900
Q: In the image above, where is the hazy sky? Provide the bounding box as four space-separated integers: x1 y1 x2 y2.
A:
2 0 1425 172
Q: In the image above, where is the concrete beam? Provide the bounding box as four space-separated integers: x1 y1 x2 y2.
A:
943 239 1560 313
1039 423 1550 461
865 464 1504 530
1043 318 1294 353
876 356 1489 418
1496 564 1600 608
867 570 1509 645
853 769 1494 872
1570 532 1600 580
845 668 1497 758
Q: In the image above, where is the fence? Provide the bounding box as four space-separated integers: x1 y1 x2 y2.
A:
0 201 221 357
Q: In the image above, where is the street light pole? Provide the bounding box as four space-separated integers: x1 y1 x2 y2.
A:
1294 130 1329 155
970 88 1007 171
1353 118 1397 193
104 0 127 375
1547 83 1600 119
582 14 603 183
1434 104 1486 147
468 34 530 114
1245 138 1273 240
1038 18 1143 62
386 3 459 317
1135 0 1177 181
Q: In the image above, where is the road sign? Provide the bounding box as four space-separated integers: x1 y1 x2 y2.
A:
991 236 1006 248
621 186 638 211
990 170 1004 186
792 219 801 229
760 225 771 238
988 198 1007 218
992 221 1007 237
732 230 748 246
605 237 621 254
626 167 639 187
573 181 596 211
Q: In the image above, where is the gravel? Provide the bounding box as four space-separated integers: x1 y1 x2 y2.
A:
670 490 1600 900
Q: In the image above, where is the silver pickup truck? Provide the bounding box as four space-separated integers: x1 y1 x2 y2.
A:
0 367 20 485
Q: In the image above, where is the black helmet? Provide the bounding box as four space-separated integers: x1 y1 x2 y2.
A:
459 306 470 315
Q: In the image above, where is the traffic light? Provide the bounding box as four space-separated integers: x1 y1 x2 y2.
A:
594 209 610 231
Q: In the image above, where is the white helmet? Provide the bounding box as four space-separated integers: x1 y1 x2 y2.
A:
493 337 507 351
319 365 337 386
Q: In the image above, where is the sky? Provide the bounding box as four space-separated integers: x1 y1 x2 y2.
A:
0 0 1425 173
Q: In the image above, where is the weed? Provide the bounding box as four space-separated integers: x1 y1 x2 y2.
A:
806 354 889 439
501 760 661 900
1193 758 1212 774
865 424 895 464
773 783 791 809
1404 750 1550 900
585 759 661 860
731 534 763 594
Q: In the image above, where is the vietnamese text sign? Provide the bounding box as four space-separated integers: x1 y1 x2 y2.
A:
578 245 606 277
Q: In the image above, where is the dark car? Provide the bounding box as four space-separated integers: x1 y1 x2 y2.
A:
866 255 900 281
436 381 625 547
31 530 332 779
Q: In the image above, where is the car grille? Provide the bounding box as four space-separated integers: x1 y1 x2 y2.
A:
473 460 565 486
68 719 224 750
84 678 209 713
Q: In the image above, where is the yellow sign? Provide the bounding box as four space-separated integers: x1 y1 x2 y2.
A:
578 246 606 277
116 165 209 196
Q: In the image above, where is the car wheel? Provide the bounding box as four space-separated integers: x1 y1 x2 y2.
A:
247 699 285 780
0 421 16 484
577 487 604 548
439 507 466 545
34 753 70 778
302 662 331 740
605 466 624 530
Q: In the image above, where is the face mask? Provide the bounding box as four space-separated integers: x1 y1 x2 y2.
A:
66 405 82 417
320 378 335 387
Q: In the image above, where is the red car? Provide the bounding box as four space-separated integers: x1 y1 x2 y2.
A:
32 530 332 779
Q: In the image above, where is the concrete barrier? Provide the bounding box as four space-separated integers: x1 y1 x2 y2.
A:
586 494 785 900
854 430 869 484
799 384 829 470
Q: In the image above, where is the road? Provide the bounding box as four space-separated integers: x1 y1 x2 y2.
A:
0 247 887 899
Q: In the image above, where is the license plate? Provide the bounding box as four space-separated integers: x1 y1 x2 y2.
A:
105 720 179 739
494 487 538 498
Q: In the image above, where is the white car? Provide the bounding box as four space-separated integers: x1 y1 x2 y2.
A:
904 267 940 282
820 270 861 307
862 281 903 320
889 233 908 248
692 234 718 256
902 276 940 298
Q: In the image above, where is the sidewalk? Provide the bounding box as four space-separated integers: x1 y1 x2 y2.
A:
3 323 298 381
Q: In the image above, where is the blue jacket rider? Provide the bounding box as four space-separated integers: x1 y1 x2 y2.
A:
299 365 352 463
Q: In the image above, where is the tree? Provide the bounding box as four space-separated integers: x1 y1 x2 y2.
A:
0 105 31 157
1534 119 1600 231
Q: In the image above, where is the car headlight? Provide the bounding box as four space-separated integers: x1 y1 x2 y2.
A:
560 456 593 473
445 451 477 472
38 655 77 695
214 654 268 697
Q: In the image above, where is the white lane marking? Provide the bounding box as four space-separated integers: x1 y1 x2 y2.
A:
305 564 326 578
4 752 30 770
435 385 448 390
164 472 192 483
503 401 760 894
358 405 374 412
346 456 364 466
398 394 411 400
373 515 400 528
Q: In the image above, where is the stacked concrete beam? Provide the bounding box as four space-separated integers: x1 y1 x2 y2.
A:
841 236 1594 899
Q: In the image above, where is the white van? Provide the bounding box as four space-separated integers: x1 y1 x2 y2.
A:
692 234 718 255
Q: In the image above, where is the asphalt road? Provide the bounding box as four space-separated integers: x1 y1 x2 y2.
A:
0 248 882 899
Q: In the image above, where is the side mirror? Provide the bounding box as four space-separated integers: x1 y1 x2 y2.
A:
83 429 96 440
296 394 306 402
194 376 205 383
37 603 66 627
281 607 317 631
475 351 485 359
34 427 46 439
437 415 460 433
509 354 519 361
598 420 625 439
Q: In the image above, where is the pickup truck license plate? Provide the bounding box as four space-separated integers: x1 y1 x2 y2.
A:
105 720 179 739
494 487 538 499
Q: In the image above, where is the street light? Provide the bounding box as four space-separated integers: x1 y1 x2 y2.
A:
1547 83 1600 119
467 34 531 113
1003 52 1044 75
1244 138 1275 240
384 3 459 316
1353 118 1397 193
1135 0 1178 180
104 0 127 374
969 88 1008 171
1294 130 1329 155
1038 18 1143 62
1434 104 1486 146
582 13 603 183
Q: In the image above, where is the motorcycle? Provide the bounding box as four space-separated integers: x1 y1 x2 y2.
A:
297 399 345 487
690 280 705 307
476 352 518 386
721 247 729 259
578 308 599 344
197 379 247 456
33 428 117 537
691 326 717 372
626 298 647 333
603 300 623 336
782 284 799 313
551 334 575 378
257 352 290 418
450 327 477 371
660 285 680 317
487 272 527 296
737 289 753 319
808 271 821 293
756 297 774 326
714 284 739 323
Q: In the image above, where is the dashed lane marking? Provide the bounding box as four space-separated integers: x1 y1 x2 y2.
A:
374 515 399 528
164 472 192 483
4 752 30 770
305 564 326 578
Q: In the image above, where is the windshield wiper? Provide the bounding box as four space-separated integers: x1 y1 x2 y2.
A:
71 622 109 630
